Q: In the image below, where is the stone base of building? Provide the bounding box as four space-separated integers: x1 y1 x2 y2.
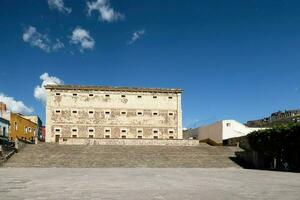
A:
58 137 199 146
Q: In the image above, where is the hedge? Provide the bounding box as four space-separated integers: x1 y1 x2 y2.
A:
247 123 300 171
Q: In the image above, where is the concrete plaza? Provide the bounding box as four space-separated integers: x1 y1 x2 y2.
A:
0 168 299 200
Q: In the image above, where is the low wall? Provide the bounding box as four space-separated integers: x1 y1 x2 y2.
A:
59 137 199 146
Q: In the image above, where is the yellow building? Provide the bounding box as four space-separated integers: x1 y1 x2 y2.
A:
10 113 38 141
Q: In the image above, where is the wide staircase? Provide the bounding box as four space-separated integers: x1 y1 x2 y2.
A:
2 143 243 168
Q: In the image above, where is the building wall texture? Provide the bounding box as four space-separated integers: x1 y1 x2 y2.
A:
10 113 38 141
45 85 183 143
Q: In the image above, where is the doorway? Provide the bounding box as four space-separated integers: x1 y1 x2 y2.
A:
55 135 60 143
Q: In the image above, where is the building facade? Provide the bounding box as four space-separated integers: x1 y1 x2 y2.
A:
45 85 183 143
0 117 9 137
190 120 264 145
22 115 43 140
10 113 38 141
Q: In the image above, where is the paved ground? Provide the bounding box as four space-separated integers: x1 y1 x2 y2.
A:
2 143 242 168
0 168 299 200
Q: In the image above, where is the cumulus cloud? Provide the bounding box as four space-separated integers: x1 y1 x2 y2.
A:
128 29 146 45
34 73 64 104
0 93 33 115
48 0 72 14
70 27 95 52
22 26 65 52
87 0 124 22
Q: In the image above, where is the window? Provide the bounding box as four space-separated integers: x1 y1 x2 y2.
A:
152 111 159 116
72 129 78 132
153 136 158 139
89 135 94 138
136 111 143 116
72 135 77 138
88 129 94 133
169 136 174 139
168 112 174 116
105 111 111 115
153 130 158 134
226 123 231 127
73 93 78 96
105 135 110 139
153 96 157 99
56 110 61 114
56 93 60 96
121 129 127 134
137 129 143 134
25 127 28 133
121 135 126 139
137 95 142 99
120 111 127 115
55 128 60 132
72 110 78 114
105 129 111 133
121 94 126 98
105 94 110 97
89 110 94 114
14 122 18 131
168 96 173 99
137 135 143 139
89 94 94 97
169 130 174 134
28 127 31 133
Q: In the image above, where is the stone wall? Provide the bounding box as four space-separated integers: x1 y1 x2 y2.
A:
59 138 199 146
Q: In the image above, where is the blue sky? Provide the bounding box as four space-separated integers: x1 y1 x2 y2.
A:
0 0 300 127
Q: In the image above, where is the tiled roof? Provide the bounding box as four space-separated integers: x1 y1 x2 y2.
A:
44 85 182 93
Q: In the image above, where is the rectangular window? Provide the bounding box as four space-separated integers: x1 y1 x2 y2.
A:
168 96 173 99
72 129 77 132
153 136 158 139
152 112 158 116
169 130 174 134
105 129 111 133
89 110 94 114
89 135 94 138
137 95 142 98
137 111 143 116
105 94 110 97
105 135 110 139
121 135 126 139
105 111 111 115
169 136 174 139
168 112 174 116
88 129 94 133
121 95 126 98
72 110 78 114
226 123 231 127
56 93 60 96
56 110 61 114
73 93 78 96
153 130 158 134
55 128 60 132
28 127 31 133
72 135 77 138
120 111 127 115
89 94 94 97
137 129 143 134
14 122 18 131
137 135 143 139
153 96 157 99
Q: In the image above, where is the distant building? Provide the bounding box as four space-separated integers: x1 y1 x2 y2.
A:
247 109 300 127
190 120 264 145
45 85 183 143
40 126 45 142
9 113 38 142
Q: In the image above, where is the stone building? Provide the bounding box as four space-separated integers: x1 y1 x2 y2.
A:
45 85 183 143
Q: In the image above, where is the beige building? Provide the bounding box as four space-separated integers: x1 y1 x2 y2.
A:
45 85 183 143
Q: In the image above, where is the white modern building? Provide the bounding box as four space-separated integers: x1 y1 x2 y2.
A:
190 120 264 145
0 117 9 137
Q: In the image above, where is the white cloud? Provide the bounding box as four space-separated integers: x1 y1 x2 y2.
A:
87 0 124 22
70 27 95 52
22 26 65 52
34 73 64 104
48 0 72 14
0 93 33 115
128 29 146 45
